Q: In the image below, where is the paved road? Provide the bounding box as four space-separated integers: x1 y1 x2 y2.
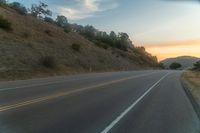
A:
0 70 199 133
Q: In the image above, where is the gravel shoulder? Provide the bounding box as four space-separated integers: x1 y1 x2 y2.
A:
182 71 200 119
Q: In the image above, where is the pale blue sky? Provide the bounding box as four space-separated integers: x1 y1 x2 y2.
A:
10 0 200 46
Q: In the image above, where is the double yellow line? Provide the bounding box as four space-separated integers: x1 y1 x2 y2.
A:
0 72 158 112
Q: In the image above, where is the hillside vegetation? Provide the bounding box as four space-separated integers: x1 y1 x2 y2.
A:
0 3 158 80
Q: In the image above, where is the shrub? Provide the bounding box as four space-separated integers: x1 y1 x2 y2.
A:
193 60 200 71
169 62 182 70
44 29 51 36
64 28 70 33
44 17 54 24
21 32 30 38
0 15 12 31
95 42 109 49
40 56 56 68
71 43 81 52
9 2 27 15
158 63 165 69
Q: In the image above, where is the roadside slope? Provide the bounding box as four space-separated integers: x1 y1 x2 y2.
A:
182 71 200 119
0 7 158 80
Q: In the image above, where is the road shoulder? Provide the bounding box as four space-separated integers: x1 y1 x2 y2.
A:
181 71 200 119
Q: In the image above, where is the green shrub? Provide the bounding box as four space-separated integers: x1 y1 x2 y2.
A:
71 43 81 52
40 56 56 68
0 16 12 31
170 62 182 70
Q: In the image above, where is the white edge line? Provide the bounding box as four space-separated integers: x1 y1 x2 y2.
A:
100 72 171 133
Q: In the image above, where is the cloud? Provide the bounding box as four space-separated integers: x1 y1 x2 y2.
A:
58 0 119 20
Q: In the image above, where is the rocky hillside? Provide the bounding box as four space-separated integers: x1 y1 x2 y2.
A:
161 56 200 69
0 6 158 80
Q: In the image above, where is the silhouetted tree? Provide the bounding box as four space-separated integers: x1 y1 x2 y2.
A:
30 2 52 18
170 62 182 70
55 15 68 27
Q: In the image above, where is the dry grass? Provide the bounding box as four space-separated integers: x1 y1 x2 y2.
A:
183 71 200 106
0 7 156 80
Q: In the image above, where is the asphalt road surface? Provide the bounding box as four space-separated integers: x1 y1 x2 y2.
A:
0 70 199 133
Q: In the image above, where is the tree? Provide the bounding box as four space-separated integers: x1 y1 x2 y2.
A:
30 2 52 18
0 0 7 4
0 0 7 6
169 62 182 70
44 17 54 24
82 25 96 39
110 31 117 40
158 63 165 69
193 60 200 71
9 2 27 15
109 31 117 47
56 15 68 27
116 32 133 51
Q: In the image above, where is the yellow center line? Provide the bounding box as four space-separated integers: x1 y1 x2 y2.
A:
0 72 159 112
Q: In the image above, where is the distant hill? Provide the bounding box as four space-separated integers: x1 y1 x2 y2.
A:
0 6 158 80
161 56 200 69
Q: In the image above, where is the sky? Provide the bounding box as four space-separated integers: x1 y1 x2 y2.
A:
10 0 200 61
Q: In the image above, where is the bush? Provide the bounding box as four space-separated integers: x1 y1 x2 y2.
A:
9 2 27 15
71 43 81 52
64 28 70 33
21 32 30 38
0 16 12 31
95 42 109 49
44 29 51 36
44 17 54 24
40 56 56 68
169 62 182 70
0 0 6 6
158 63 165 69
193 60 200 71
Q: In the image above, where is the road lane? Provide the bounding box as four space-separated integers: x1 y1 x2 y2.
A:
0 70 199 133
109 72 200 133
100 72 170 133
0 71 157 106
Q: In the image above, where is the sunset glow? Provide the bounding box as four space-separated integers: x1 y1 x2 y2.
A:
146 40 200 61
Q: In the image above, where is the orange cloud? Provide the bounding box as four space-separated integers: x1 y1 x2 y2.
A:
145 39 200 61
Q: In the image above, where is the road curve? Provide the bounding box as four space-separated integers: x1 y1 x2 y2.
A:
0 70 199 133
